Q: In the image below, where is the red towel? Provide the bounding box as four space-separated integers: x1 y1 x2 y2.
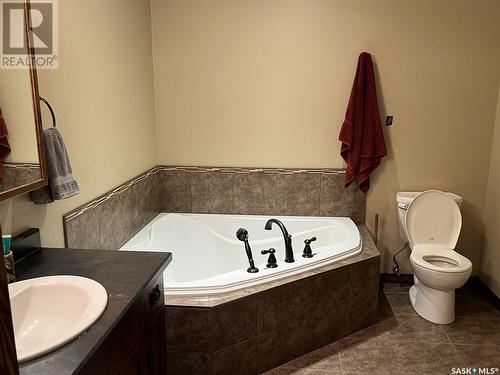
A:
339 52 387 193
0 109 11 182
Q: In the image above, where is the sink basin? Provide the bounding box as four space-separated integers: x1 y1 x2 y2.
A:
8 275 108 363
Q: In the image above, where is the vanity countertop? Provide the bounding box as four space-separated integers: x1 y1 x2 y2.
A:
14 247 172 375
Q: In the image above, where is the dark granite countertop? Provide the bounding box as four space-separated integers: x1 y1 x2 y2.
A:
14 248 171 375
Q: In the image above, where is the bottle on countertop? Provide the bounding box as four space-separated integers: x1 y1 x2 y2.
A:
3 235 15 283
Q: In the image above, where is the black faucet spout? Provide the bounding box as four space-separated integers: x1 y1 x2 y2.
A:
264 219 294 263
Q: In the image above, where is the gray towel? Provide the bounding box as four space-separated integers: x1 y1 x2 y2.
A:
30 128 79 204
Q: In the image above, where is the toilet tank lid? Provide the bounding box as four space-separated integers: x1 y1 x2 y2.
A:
396 191 463 206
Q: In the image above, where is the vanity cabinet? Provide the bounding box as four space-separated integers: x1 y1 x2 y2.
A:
12 245 171 375
122 310 166 375
81 274 166 375
121 275 166 375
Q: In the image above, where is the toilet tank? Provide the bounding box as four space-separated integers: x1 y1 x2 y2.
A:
396 191 463 243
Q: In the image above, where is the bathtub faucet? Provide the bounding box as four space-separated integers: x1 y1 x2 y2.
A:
264 219 294 263
236 228 259 273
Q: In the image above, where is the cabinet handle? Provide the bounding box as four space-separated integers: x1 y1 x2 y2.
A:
149 284 161 305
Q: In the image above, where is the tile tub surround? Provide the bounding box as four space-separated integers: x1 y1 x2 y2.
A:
165 230 380 375
63 168 159 249
63 166 366 249
158 166 366 221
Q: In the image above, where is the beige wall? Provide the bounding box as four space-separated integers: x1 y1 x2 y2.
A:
480 83 500 296
0 0 157 247
151 0 500 274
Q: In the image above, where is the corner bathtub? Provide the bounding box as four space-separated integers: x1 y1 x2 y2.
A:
120 213 362 296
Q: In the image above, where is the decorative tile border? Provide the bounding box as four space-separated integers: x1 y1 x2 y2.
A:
158 165 346 175
3 162 41 170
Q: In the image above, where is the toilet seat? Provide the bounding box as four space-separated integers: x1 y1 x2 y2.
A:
410 247 472 273
405 190 462 249
406 191 471 275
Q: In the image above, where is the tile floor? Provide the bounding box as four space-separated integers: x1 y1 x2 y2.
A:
264 280 500 375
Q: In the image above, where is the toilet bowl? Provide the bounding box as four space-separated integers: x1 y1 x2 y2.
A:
397 190 472 324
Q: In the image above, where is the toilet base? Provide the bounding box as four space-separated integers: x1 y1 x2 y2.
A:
409 277 455 324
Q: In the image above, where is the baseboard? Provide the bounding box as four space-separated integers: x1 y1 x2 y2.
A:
380 273 414 284
470 276 500 311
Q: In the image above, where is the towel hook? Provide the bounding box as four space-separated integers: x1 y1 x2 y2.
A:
39 96 56 128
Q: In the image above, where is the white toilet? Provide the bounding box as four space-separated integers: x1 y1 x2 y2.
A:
396 190 472 324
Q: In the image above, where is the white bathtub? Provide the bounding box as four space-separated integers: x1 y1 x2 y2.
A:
121 213 362 296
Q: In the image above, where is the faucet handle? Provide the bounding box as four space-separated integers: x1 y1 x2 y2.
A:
304 236 317 245
261 248 278 268
261 248 275 255
303 237 317 258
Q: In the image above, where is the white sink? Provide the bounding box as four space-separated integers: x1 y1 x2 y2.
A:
8 275 108 363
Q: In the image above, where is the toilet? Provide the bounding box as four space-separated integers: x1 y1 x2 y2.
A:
396 190 472 324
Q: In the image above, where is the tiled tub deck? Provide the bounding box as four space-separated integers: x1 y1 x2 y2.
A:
165 226 380 375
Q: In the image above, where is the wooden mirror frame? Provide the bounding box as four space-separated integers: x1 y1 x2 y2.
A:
0 0 48 201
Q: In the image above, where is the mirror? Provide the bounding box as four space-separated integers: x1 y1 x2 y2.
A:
0 1 46 200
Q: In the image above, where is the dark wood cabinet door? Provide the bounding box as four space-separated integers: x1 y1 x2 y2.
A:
80 296 145 375
121 343 148 375
0 242 19 375
146 310 166 375
121 308 166 375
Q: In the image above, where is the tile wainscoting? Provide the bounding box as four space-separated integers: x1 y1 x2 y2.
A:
63 166 366 250
158 167 365 220
63 168 159 249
